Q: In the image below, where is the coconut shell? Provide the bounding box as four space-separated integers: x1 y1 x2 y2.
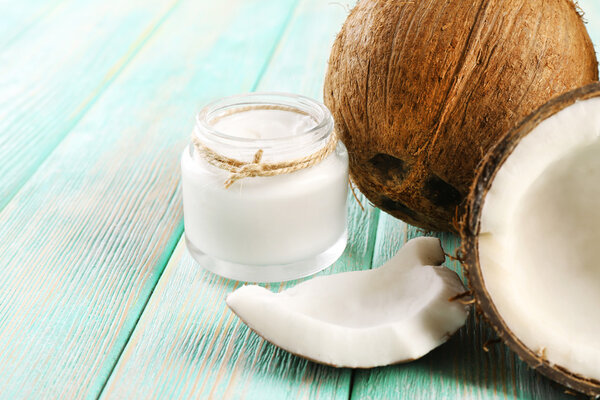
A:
324 0 598 231
461 83 600 396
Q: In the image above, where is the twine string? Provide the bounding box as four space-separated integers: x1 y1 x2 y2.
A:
192 105 338 188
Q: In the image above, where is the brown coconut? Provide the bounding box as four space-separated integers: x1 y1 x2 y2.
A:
324 0 598 231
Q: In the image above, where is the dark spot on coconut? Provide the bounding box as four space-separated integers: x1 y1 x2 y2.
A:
368 153 408 184
379 196 417 219
423 175 462 207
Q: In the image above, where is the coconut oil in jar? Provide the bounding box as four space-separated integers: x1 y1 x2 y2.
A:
181 93 349 282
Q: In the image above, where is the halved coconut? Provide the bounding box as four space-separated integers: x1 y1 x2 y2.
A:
462 83 600 395
226 237 469 368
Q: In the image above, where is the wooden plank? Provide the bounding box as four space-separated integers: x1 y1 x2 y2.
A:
101 218 378 400
0 0 68 49
0 0 180 211
100 1 379 398
352 2 600 398
0 0 296 398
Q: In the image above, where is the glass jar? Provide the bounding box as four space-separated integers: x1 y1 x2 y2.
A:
181 92 349 282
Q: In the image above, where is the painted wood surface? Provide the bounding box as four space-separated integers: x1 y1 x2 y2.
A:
0 0 67 49
0 0 179 211
0 0 598 399
0 0 297 398
101 1 379 397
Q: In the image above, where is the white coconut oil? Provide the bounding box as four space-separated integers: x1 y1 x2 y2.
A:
181 93 349 282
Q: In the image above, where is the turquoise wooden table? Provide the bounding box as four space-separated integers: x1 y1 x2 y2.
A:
0 1 598 398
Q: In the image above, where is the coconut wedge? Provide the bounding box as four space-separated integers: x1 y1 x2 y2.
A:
226 237 469 368
462 83 600 396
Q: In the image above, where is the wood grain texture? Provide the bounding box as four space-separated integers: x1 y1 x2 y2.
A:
0 0 297 398
0 0 68 49
101 208 378 400
100 1 380 398
0 0 180 211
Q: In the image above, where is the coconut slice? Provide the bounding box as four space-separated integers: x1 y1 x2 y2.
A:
226 237 469 368
462 83 600 396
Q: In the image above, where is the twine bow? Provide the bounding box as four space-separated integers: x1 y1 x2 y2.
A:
224 148 264 188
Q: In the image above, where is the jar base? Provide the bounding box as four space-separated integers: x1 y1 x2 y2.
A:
185 231 347 282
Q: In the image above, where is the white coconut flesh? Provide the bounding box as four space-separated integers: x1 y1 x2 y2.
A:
478 97 600 381
226 237 469 368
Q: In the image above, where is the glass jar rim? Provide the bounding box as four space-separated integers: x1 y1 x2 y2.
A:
195 92 334 147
